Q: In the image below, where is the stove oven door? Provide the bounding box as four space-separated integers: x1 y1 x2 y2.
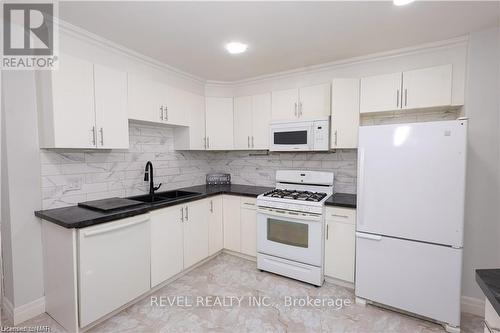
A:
257 207 323 267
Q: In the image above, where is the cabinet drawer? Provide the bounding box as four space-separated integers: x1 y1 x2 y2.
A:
240 197 256 209
325 207 356 224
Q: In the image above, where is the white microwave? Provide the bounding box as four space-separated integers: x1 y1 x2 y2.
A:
269 118 330 151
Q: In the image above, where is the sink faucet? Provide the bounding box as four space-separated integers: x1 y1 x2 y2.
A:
144 161 162 197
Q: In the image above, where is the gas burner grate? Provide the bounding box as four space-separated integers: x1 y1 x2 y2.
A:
263 189 327 202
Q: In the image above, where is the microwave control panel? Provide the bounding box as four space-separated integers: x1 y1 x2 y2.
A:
313 120 329 150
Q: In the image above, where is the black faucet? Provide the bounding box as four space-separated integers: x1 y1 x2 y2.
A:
144 161 162 198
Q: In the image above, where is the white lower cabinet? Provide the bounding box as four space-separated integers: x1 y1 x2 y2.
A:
78 215 151 327
183 200 209 268
150 206 184 287
240 198 257 257
208 196 224 255
223 195 241 252
324 207 356 283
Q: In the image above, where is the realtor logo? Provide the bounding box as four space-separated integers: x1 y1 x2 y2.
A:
2 2 58 69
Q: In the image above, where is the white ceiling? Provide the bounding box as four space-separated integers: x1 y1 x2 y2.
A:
59 1 500 82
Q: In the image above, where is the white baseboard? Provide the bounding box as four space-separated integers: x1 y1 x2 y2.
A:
2 296 46 325
461 296 484 317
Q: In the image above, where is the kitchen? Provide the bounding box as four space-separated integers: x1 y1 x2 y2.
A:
1 1 499 333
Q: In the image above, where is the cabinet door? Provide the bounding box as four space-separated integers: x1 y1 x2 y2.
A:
360 72 402 113
127 74 163 123
51 54 96 148
150 206 184 287
205 97 234 150
324 207 356 283
299 83 331 119
402 64 452 110
94 64 129 149
208 196 223 256
183 200 209 268
331 79 360 149
240 198 257 257
233 96 253 150
188 93 206 149
251 93 271 149
271 88 299 120
165 86 189 126
78 215 150 327
223 195 241 252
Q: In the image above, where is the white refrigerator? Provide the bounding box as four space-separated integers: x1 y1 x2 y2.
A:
355 120 467 330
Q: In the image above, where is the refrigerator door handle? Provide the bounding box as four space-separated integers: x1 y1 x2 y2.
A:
356 232 382 241
357 148 365 226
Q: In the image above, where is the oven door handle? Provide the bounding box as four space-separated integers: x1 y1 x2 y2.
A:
257 207 322 222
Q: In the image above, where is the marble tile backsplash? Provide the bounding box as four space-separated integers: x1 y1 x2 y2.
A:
40 123 357 209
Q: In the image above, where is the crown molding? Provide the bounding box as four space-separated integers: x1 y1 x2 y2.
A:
55 19 207 85
206 35 469 88
54 17 468 90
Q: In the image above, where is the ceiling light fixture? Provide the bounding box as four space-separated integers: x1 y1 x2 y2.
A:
225 42 248 55
393 0 415 5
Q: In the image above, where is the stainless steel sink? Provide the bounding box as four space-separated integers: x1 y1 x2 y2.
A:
129 190 200 203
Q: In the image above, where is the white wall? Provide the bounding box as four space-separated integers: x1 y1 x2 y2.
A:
1 71 44 308
462 27 500 301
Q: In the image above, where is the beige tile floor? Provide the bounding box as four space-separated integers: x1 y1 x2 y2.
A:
3 254 483 332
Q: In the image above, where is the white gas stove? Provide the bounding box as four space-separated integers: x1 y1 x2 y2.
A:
256 170 334 286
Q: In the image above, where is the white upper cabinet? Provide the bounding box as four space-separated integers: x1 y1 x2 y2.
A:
173 93 206 150
94 64 129 149
360 72 402 114
233 93 272 150
251 93 272 149
360 65 454 113
128 74 189 126
205 97 234 150
233 96 253 149
298 83 331 119
330 79 360 149
272 83 330 120
402 64 452 110
127 74 163 123
272 88 299 120
37 54 129 149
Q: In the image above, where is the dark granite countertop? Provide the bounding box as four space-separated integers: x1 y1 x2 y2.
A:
325 193 357 209
35 184 356 229
476 269 500 316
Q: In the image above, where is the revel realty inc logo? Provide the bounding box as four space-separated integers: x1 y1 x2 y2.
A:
2 1 58 69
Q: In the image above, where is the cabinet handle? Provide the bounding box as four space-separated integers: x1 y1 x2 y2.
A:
91 126 96 146
251 136 254 148
330 214 349 219
99 127 104 146
396 89 400 108
247 136 250 148
404 89 408 107
185 206 189 221
204 137 207 149
207 137 210 149
326 223 329 240
160 106 164 120
334 130 338 147
181 207 184 222
294 102 298 117
299 102 302 117
165 106 168 121
210 200 213 213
